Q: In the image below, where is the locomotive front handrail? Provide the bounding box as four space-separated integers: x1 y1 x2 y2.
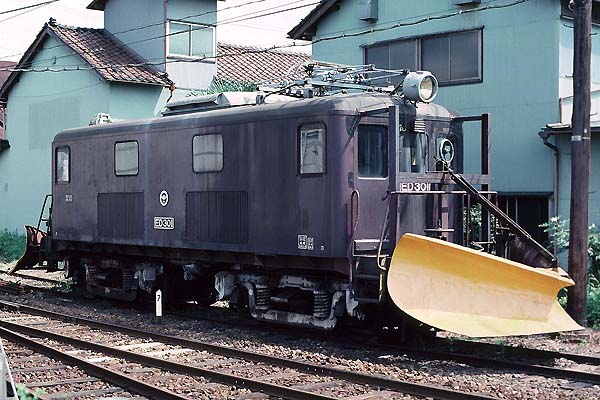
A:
441 162 558 268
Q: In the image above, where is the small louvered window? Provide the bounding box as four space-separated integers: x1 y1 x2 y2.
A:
115 141 139 176
193 134 223 173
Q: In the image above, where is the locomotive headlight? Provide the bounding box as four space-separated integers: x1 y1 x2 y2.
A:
403 71 439 103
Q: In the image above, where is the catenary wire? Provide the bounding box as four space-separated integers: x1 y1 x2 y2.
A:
0 0 529 74
23 0 318 68
0 0 60 15
0 0 311 62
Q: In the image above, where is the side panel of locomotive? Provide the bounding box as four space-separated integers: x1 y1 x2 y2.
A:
51 98 378 274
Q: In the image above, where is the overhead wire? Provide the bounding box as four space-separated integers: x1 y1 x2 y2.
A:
0 0 60 23
0 0 59 15
0 0 311 62
0 0 529 74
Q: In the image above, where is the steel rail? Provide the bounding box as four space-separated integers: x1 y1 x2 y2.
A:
0 301 496 400
437 338 600 366
0 320 341 400
0 327 188 400
367 342 600 385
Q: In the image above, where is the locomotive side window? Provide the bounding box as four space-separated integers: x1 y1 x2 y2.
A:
358 125 388 178
55 146 70 183
193 134 223 173
115 141 139 176
399 132 427 173
299 123 326 175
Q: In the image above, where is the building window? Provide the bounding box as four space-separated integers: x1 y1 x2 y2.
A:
365 29 482 86
298 123 326 175
55 146 70 183
358 125 388 178
497 195 549 244
560 0 600 24
168 21 215 58
193 134 223 173
115 141 139 176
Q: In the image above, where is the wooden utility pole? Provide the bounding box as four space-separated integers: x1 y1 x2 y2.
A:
567 0 592 326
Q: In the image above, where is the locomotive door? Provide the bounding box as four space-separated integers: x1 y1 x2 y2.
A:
352 119 391 253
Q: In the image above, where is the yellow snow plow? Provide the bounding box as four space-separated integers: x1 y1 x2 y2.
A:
387 233 582 337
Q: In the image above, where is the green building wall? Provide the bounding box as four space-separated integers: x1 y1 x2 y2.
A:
310 0 561 195
0 36 167 233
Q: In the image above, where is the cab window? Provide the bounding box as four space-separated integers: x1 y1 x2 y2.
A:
399 132 426 173
115 141 139 176
299 123 326 175
55 146 70 183
358 125 387 178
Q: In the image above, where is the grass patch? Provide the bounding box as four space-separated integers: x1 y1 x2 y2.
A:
0 229 25 263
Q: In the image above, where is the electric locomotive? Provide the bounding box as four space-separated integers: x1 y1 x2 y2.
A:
15 64 581 337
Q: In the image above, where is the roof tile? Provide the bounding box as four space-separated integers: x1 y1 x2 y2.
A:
216 43 311 83
49 23 171 87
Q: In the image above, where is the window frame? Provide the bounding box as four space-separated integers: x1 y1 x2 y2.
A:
357 124 389 180
297 122 327 177
114 140 139 177
55 145 71 184
167 20 216 59
363 28 483 86
192 133 224 173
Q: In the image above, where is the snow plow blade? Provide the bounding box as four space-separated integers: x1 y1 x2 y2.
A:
9 226 46 274
387 234 583 337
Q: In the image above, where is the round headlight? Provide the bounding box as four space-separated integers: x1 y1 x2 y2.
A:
402 71 439 103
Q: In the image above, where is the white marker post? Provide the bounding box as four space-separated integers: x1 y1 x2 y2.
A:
155 289 163 323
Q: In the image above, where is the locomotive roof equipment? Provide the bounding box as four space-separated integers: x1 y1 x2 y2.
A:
13 63 582 338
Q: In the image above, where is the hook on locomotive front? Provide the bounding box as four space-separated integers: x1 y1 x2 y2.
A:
14 63 582 337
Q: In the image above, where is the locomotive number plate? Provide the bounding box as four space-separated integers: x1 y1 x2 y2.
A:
153 217 175 230
399 182 431 193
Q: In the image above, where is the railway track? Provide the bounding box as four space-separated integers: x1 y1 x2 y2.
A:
0 277 599 398
0 300 497 400
2 330 180 399
1 274 599 369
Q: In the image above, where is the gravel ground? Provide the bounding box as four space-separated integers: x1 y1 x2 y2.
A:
0 262 599 399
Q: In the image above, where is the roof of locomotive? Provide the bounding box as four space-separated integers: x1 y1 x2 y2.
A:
55 92 453 142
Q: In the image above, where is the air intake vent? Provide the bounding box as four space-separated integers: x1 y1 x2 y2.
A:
186 191 248 244
414 118 426 133
97 192 144 239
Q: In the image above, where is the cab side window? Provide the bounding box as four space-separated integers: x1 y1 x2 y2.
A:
358 125 387 178
55 146 70 183
298 123 326 175
115 141 139 176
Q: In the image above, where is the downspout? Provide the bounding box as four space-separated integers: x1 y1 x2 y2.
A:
538 129 559 255
164 0 168 72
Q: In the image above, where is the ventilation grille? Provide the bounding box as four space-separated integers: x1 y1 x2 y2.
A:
186 191 248 244
413 118 426 133
97 192 144 239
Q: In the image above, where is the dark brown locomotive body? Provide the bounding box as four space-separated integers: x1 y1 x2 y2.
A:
47 92 465 327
